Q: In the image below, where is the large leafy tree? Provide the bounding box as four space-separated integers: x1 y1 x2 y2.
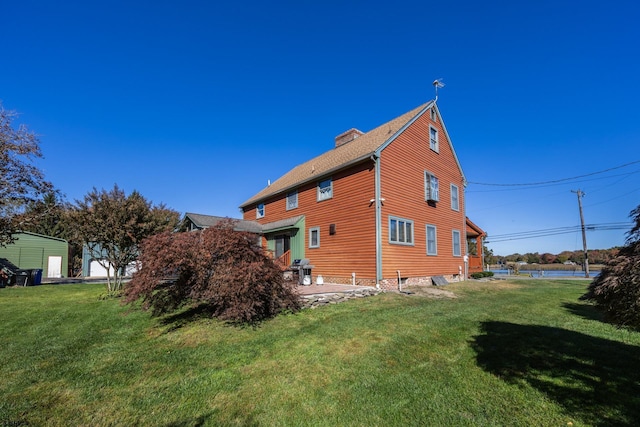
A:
16 191 68 238
0 103 53 246
124 221 301 324
582 205 640 329
72 185 180 294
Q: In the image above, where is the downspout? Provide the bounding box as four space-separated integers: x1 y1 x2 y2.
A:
462 179 469 280
480 234 485 272
373 154 382 288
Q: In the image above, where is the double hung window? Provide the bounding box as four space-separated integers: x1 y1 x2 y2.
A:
425 172 439 202
451 184 459 211
286 190 298 210
317 178 333 201
309 227 320 248
452 229 461 257
429 126 439 152
426 225 437 255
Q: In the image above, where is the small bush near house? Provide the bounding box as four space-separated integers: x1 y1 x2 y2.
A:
124 221 301 323
471 271 494 279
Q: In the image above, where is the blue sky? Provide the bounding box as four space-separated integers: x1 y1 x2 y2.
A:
2 0 639 256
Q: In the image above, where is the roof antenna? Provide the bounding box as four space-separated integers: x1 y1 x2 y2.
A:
433 78 445 102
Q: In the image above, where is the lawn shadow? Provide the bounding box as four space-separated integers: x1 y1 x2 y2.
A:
562 301 606 323
471 321 640 426
162 410 218 427
157 304 265 332
158 304 215 333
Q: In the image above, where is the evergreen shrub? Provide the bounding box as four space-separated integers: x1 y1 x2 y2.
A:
470 271 495 279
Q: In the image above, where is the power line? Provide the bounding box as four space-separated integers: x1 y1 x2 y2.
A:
467 159 640 187
488 222 630 238
466 170 640 193
485 222 632 243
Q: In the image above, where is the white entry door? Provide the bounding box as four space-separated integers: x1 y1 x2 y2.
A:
47 256 62 278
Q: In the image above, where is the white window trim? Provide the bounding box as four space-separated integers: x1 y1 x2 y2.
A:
451 183 459 211
317 178 333 201
389 216 414 246
429 126 439 152
426 224 437 256
425 171 439 202
286 190 298 210
309 227 320 248
256 203 265 219
452 229 461 257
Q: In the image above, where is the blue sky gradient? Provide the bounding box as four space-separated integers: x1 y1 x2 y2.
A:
2 0 639 255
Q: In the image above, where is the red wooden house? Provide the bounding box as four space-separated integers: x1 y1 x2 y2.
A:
240 100 484 289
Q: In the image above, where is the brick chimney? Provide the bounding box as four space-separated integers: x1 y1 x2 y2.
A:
335 128 364 148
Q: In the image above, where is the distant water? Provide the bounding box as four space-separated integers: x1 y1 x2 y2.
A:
490 269 600 278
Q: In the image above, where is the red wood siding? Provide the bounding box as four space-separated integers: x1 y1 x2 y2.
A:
243 161 377 283
379 108 466 279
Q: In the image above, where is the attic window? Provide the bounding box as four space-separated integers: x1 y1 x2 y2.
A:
256 203 265 219
429 126 439 152
430 108 436 121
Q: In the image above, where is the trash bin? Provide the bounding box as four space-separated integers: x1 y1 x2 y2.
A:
31 269 43 285
15 269 32 286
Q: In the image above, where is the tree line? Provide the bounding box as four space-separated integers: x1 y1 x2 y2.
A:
484 248 621 266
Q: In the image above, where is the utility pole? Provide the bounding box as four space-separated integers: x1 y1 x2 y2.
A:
571 189 590 278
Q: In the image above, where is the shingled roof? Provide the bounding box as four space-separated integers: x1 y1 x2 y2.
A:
240 101 434 208
184 212 305 234
183 213 263 234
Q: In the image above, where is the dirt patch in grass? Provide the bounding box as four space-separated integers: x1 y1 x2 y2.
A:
400 286 457 299
458 280 525 291
402 280 525 299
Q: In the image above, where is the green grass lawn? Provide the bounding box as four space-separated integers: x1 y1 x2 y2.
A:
1 280 639 426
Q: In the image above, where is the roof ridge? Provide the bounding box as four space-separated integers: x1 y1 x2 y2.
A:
240 101 433 208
